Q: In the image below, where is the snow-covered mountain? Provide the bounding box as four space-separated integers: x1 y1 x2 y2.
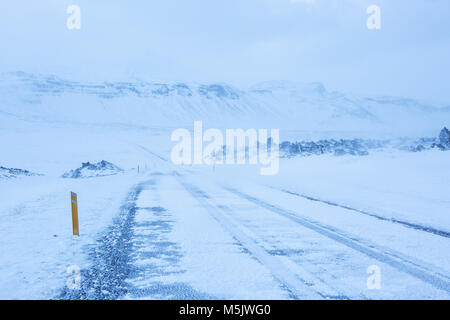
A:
0 72 449 136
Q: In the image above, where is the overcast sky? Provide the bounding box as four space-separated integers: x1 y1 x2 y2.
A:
1 0 449 102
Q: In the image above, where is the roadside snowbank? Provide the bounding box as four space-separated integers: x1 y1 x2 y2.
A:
0 172 143 299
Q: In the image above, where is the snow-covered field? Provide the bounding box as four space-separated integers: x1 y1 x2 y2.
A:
1 73 450 299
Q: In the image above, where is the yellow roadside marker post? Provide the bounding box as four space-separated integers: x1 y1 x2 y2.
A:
71 192 79 236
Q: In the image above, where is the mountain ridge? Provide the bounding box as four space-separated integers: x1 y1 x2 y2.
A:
0 72 448 136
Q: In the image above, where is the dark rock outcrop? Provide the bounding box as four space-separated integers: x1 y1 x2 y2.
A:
62 160 123 179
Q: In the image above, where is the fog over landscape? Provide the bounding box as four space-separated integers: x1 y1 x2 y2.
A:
1 0 450 300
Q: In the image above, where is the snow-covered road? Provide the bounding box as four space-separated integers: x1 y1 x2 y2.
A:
68 162 450 299
2 137 449 300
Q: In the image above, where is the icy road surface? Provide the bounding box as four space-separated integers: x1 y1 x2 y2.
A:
56 150 450 300
121 172 450 299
